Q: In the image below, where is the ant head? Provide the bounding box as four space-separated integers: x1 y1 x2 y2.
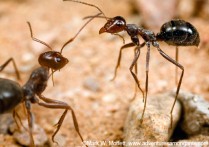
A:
38 51 69 71
99 16 126 34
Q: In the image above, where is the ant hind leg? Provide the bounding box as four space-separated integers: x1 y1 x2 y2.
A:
156 46 184 129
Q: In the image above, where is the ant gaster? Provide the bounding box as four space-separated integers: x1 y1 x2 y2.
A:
0 59 87 147
63 0 200 128
27 13 101 85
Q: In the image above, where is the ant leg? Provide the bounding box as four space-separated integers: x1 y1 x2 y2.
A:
25 100 35 147
140 43 151 123
27 21 53 50
129 46 145 101
156 46 184 129
131 47 139 101
111 42 135 81
175 47 179 85
13 110 21 131
0 58 20 80
37 95 86 146
13 109 28 132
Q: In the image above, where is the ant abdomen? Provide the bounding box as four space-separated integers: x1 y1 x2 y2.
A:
38 51 69 71
0 78 23 114
156 19 200 46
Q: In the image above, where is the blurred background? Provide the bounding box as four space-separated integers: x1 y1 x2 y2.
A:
0 0 208 146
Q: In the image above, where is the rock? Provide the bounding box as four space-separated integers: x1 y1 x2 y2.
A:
83 77 101 92
0 134 18 147
0 113 14 134
172 91 209 136
10 120 49 147
124 92 181 143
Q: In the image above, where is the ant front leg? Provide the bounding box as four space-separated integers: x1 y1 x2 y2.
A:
156 45 184 129
111 42 135 81
140 43 151 123
37 95 87 147
129 46 145 101
0 58 20 80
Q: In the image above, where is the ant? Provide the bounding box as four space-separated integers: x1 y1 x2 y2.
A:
63 0 144 100
27 12 101 85
0 58 87 147
63 0 200 128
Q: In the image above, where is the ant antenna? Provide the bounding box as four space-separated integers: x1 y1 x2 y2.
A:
60 12 102 53
83 15 110 20
27 21 53 50
63 0 108 20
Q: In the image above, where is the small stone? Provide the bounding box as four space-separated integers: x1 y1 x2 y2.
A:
124 92 181 143
171 91 209 136
10 120 48 147
102 94 117 103
0 134 18 147
51 134 67 147
83 77 101 92
0 113 14 134
21 52 35 63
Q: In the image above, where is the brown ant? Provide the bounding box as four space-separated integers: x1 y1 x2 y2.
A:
63 0 200 128
0 58 87 147
27 12 101 85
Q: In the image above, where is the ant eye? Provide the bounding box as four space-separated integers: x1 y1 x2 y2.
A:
117 22 122 26
115 20 125 27
55 57 61 63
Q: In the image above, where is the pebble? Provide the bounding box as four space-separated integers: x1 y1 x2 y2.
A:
0 113 14 134
83 77 101 92
171 91 209 135
124 92 181 143
10 120 49 147
102 93 117 103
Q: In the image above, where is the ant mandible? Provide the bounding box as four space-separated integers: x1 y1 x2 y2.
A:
63 0 200 128
27 12 101 85
0 59 87 147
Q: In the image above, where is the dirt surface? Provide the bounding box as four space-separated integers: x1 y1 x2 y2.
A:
0 0 208 147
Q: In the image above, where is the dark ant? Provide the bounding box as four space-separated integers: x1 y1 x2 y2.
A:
63 0 144 99
0 59 87 147
27 12 101 85
63 0 200 128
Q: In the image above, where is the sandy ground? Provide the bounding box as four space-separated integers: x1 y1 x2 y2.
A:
0 0 208 146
